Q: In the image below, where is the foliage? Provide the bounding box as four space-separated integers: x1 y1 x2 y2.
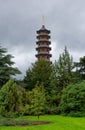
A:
74 56 85 80
59 81 85 117
18 86 29 107
23 60 52 91
23 83 46 118
45 90 60 114
0 46 21 87
23 68 35 90
0 79 23 117
0 117 31 126
52 46 74 90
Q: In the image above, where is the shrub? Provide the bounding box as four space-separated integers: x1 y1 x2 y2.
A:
23 83 46 118
59 81 85 117
0 79 23 117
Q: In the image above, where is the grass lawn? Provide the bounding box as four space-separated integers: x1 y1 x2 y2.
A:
0 115 85 130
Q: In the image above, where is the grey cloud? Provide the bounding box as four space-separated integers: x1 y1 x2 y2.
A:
0 0 85 78
48 0 85 52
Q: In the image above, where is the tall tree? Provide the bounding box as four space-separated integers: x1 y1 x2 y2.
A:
74 56 85 80
23 60 52 91
23 68 35 90
27 83 46 118
52 46 74 90
0 79 22 117
0 46 21 87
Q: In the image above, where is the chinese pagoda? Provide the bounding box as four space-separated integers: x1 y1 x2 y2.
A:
35 18 52 61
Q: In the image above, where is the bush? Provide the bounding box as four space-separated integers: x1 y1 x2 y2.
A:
0 117 31 126
44 91 60 114
0 79 23 117
59 81 85 117
23 84 46 118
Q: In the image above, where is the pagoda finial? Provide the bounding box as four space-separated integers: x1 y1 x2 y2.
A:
42 16 45 26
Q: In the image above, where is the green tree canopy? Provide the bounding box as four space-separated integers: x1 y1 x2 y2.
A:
52 46 74 90
27 83 46 118
23 60 52 91
0 79 23 117
59 81 85 117
0 46 21 87
75 56 85 80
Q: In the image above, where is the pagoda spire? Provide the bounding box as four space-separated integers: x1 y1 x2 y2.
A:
41 16 45 29
42 16 45 26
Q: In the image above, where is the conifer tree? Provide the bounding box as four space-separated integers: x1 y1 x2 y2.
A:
52 46 74 89
0 46 21 87
27 83 46 118
23 60 52 91
0 79 22 117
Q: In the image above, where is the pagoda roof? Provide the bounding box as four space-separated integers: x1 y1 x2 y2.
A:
37 25 50 34
36 40 51 44
37 35 50 39
36 53 52 57
36 46 51 51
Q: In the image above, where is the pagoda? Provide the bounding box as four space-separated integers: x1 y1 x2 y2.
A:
35 18 52 61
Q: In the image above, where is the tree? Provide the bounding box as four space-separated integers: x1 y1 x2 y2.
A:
23 60 52 92
0 79 23 117
44 89 60 114
0 46 21 87
24 83 46 119
59 81 85 117
23 68 35 90
52 46 74 90
74 56 85 80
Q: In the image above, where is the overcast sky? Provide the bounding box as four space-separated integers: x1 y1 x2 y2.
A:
0 0 85 78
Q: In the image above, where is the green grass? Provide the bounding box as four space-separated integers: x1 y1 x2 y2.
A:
0 115 85 130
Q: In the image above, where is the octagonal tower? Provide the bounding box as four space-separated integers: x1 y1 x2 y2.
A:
35 19 52 61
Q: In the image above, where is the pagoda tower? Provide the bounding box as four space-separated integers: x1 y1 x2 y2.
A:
35 18 52 61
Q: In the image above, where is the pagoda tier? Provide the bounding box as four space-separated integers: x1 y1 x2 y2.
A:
35 25 52 61
36 53 52 57
36 40 51 45
37 34 50 39
36 46 51 51
36 53 52 61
